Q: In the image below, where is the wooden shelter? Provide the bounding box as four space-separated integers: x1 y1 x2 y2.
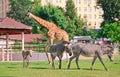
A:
0 17 32 61
73 36 93 43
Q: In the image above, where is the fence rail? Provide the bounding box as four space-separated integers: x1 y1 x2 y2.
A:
11 41 47 52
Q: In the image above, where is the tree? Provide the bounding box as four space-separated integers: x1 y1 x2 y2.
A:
65 0 77 20
97 0 120 43
7 0 32 23
65 0 84 39
97 22 120 43
7 0 42 34
97 0 120 25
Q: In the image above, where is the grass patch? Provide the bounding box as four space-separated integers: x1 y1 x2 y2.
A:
0 55 120 77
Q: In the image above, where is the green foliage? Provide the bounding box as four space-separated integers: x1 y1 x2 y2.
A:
97 22 120 43
65 0 77 20
66 20 76 39
65 0 84 39
82 29 96 39
7 0 42 34
7 0 32 23
97 0 120 42
97 0 120 25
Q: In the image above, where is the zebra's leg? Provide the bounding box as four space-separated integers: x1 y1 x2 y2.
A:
97 52 108 71
76 55 80 69
90 56 97 70
23 59 25 68
26 58 29 68
59 59 62 69
67 55 76 69
58 56 62 69
25 59 27 68
51 55 55 69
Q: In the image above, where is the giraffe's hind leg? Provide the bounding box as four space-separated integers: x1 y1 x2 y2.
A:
45 44 51 64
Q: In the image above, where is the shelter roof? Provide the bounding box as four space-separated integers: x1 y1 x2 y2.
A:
0 17 32 35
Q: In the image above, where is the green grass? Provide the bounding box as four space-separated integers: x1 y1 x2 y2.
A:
0 55 120 77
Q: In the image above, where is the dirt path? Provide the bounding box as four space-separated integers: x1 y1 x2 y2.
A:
0 52 92 62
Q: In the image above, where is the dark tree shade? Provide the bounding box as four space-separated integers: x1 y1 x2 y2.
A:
65 0 77 20
97 0 120 25
7 0 32 23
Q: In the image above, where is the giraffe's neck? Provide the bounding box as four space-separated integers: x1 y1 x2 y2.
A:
29 13 56 30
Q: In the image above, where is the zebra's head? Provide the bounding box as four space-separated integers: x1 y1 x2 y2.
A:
29 50 33 57
64 42 72 56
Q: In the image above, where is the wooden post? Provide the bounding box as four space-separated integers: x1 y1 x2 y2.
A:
6 33 9 61
1 48 4 62
10 49 12 61
22 32 24 50
1 38 5 62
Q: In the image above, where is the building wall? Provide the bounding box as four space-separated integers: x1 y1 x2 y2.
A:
0 0 9 18
41 0 103 29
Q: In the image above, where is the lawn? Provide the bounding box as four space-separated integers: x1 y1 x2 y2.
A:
0 55 120 77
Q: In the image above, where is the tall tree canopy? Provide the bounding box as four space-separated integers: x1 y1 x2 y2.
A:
98 23 120 43
65 0 77 20
65 0 84 39
97 0 120 25
7 0 32 23
7 0 42 34
96 0 120 43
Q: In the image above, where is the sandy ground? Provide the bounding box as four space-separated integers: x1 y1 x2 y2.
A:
0 52 93 62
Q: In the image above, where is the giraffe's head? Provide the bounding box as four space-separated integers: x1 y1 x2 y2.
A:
24 11 33 19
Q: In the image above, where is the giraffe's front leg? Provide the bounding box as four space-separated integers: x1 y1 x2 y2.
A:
49 38 54 45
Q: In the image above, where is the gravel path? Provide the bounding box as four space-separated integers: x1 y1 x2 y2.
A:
0 52 92 62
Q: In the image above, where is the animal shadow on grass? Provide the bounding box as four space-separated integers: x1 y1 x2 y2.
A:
63 67 103 71
81 67 103 71
30 67 50 70
114 62 120 64
8 67 17 68
8 66 50 70
0 76 14 77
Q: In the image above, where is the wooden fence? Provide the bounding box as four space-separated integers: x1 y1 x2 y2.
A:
11 41 47 52
0 40 48 61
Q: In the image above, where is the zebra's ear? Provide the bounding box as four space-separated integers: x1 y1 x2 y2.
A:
62 41 69 44
29 50 34 52
64 44 68 46
22 50 26 52
64 43 71 47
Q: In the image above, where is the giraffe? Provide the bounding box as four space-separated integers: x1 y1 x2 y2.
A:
25 11 69 63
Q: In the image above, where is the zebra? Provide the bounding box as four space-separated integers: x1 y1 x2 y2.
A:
50 41 72 69
22 50 33 68
67 43 114 71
